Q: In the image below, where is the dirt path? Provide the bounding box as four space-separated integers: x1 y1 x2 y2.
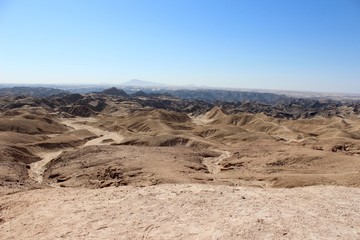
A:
203 150 231 174
189 115 233 174
29 151 64 183
62 118 124 145
28 118 124 184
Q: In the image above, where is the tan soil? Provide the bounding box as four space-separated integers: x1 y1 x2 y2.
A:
1 184 359 240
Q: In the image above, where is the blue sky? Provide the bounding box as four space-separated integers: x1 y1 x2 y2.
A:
0 0 359 93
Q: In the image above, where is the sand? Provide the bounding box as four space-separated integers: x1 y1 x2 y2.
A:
1 184 359 239
28 150 64 183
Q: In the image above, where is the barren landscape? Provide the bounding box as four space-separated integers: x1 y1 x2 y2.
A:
1 87 360 239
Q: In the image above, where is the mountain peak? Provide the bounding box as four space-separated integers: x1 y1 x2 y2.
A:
102 87 129 97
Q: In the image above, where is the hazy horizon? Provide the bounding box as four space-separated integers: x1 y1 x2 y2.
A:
0 0 359 93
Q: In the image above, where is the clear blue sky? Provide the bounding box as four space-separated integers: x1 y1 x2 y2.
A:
0 0 359 93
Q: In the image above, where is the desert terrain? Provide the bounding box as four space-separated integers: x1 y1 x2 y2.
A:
1 87 360 239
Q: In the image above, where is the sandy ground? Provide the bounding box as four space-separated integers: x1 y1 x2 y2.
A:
1 184 360 240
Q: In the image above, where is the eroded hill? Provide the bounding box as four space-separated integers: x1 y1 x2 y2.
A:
0 89 359 190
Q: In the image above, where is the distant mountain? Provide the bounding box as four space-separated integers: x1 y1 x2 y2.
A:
102 87 129 97
121 79 169 87
65 87 107 94
157 89 291 105
0 87 68 97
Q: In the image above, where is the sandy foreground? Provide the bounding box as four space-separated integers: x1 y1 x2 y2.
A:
1 184 359 240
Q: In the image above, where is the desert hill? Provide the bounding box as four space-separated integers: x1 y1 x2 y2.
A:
0 89 359 189
1 87 360 239
0 112 67 134
102 87 129 97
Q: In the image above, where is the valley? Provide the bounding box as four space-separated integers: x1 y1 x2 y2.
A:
1 87 360 239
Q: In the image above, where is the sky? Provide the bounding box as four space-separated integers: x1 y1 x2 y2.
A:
0 0 359 93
